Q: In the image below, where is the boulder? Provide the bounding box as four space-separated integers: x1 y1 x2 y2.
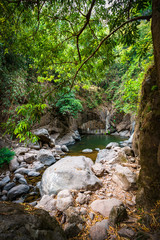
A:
106 142 119 149
112 164 137 190
91 163 105 177
34 128 51 143
9 156 19 172
37 149 56 166
56 190 74 211
90 220 109 240
40 156 102 196
0 201 66 240
90 198 123 217
7 184 30 200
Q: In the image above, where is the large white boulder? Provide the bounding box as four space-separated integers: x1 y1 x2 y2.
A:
40 156 102 196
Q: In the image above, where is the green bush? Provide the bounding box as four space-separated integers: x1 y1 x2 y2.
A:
0 148 15 167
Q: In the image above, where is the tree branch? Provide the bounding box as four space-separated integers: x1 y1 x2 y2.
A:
70 14 152 89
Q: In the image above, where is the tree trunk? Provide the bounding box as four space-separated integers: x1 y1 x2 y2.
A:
136 0 160 208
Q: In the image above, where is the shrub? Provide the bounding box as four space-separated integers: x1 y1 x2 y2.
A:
0 147 15 167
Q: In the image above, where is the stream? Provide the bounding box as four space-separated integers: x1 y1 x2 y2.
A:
68 134 128 161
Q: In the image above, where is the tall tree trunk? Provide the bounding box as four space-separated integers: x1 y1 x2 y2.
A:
136 0 160 208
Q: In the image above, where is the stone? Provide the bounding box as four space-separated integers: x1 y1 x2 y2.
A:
18 178 28 185
64 206 83 224
17 156 24 163
96 148 119 164
34 128 51 143
119 130 130 137
23 153 36 164
37 149 56 166
61 145 69 152
89 212 95 220
118 227 135 239
40 156 102 196
64 223 82 238
36 194 57 212
50 138 55 148
56 190 74 211
76 192 91 205
112 164 137 190
9 156 19 172
0 201 66 240
91 163 105 177
122 146 134 156
3 182 16 191
90 220 109 240
33 161 44 171
28 171 40 177
0 176 10 188
82 149 93 153
7 184 30 200
14 173 24 179
90 198 123 217
79 207 87 215
109 204 128 226
106 142 119 149
15 167 31 174
14 147 29 156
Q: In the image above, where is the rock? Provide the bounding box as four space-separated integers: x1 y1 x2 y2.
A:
79 207 87 215
23 153 36 164
90 219 109 240
122 146 134 156
14 147 29 156
3 182 16 191
64 223 82 238
119 130 130 137
50 138 55 148
7 184 30 200
91 163 105 177
0 176 10 188
56 190 74 211
95 148 100 151
17 156 24 163
96 148 119 164
18 177 28 185
29 142 41 150
76 192 91 205
82 149 93 153
106 142 119 149
90 198 123 217
36 194 57 212
109 204 128 226
14 173 24 179
64 206 83 224
112 164 137 190
89 212 95 220
34 128 51 143
0 201 66 240
73 130 81 141
118 227 135 239
9 156 19 172
40 156 102 196
61 145 69 152
33 161 44 171
15 167 31 174
28 171 40 177
37 149 56 166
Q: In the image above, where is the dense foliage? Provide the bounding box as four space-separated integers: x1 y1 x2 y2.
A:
0 0 152 142
0 147 15 167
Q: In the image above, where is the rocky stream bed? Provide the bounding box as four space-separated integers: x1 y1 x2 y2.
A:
0 129 160 240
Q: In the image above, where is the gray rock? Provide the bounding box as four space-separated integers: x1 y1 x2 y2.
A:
33 161 44 171
1 195 8 201
119 130 130 137
90 198 123 217
27 171 40 177
36 195 57 212
0 176 10 187
15 167 31 174
56 190 74 211
90 220 109 240
17 156 24 163
76 192 91 205
112 164 137 190
3 182 16 191
18 178 28 185
106 142 119 149
118 227 135 239
0 201 66 240
14 173 24 179
109 204 128 226
9 156 19 172
7 184 30 200
14 147 29 156
82 149 93 153
61 145 69 152
37 149 56 166
23 153 36 164
64 223 82 238
64 206 83 224
91 163 105 177
34 128 51 143
40 156 102 196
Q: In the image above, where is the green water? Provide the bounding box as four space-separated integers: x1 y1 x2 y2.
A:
68 134 128 161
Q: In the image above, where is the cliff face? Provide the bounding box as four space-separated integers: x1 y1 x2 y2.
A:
133 66 160 207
